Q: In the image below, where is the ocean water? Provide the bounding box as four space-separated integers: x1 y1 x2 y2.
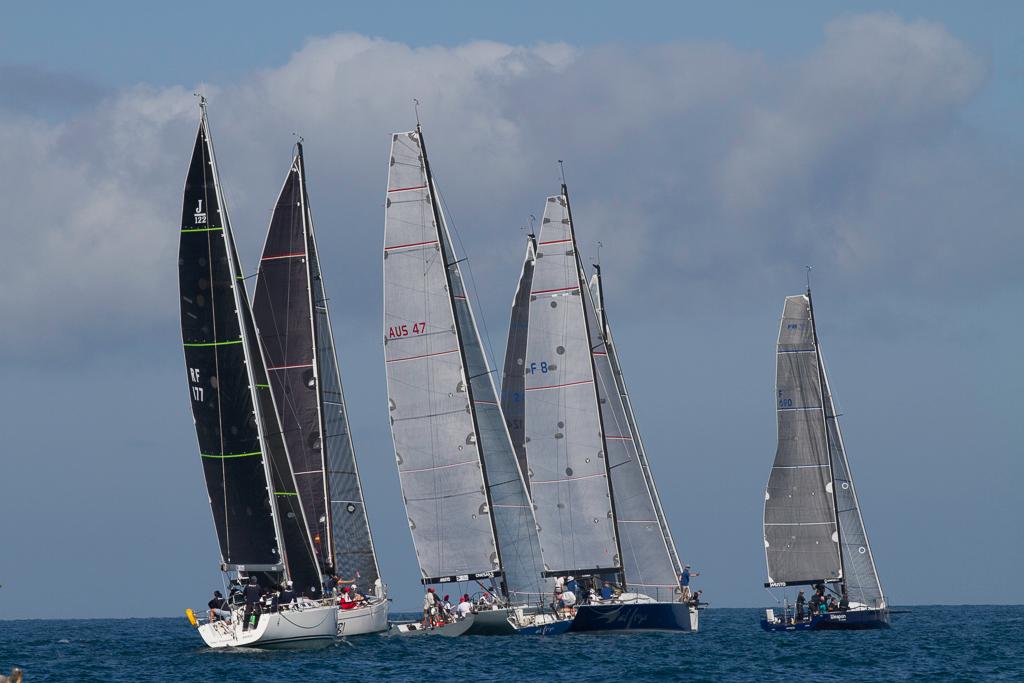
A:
1 605 1021 682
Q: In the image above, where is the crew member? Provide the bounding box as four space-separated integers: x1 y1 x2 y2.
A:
208 590 231 622
242 576 262 631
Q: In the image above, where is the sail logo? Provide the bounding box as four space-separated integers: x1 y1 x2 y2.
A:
194 199 208 225
188 367 204 401
388 322 426 338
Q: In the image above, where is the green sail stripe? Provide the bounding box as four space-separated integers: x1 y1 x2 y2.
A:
181 226 224 233
274 491 298 496
201 451 262 459
183 339 242 348
256 383 270 388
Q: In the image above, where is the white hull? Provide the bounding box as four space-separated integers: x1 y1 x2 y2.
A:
336 597 389 636
198 604 337 649
391 613 476 637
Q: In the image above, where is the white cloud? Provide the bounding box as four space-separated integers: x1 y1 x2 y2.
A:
0 15 1014 361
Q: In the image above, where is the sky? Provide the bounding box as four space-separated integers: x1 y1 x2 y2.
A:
1 2 1022 619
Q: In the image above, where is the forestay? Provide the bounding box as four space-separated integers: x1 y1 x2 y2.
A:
524 194 620 576
764 295 842 586
585 273 680 600
383 130 499 583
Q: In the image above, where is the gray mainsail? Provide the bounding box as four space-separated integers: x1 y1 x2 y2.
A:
586 271 681 600
500 236 536 489
308 213 382 590
444 225 550 604
523 192 621 577
763 294 842 586
384 128 545 600
822 354 885 607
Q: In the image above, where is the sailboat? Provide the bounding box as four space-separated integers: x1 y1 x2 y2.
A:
761 288 889 631
178 100 337 648
251 142 388 636
504 182 699 632
382 126 561 636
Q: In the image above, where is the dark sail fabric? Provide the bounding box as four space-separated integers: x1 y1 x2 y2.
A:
764 295 841 586
590 274 683 581
822 358 885 608
442 223 550 604
252 149 331 572
307 196 382 592
241 275 323 597
584 274 679 601
383 130 499 582
500 237 536 489
523 194 620 576
179 117 280 570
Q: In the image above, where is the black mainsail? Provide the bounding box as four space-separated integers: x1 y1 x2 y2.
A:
178 102 321 595
252 144 381 589
383 127 547 603
763 291 885 608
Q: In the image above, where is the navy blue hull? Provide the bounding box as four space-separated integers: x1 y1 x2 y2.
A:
762 608 890 632
515 619 573 636
569 602 695 633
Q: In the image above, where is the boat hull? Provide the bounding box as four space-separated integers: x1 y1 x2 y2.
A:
569 602 698 633
198 605 337 649
391 614 477 637
336 598 389 636
465 607 518 635
761 608 891 632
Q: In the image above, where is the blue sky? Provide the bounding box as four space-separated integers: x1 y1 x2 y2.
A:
0 2 1021 618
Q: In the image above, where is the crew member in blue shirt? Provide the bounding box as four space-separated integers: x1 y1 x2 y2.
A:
679 565 699 601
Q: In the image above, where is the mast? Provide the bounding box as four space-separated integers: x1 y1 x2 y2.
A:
295 142 335 571
806 285 845 584
417 125 507 597
561 179 626 587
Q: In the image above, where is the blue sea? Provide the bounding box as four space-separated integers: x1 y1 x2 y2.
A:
1 606 1021 681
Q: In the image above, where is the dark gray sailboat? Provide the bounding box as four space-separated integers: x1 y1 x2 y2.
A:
382 126 552 636
762 289 889 631
178 101 336 648
503 182 698 632
252 143 387 635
